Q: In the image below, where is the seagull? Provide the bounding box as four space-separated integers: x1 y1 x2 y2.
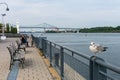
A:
89 42 108 57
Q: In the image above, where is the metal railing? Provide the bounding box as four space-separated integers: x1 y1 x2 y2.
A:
32 35 120 80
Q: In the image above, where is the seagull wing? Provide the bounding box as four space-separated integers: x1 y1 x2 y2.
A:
96 45 103 52
96 44 108 52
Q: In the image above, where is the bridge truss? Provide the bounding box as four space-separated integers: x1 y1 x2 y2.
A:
19 23 80 33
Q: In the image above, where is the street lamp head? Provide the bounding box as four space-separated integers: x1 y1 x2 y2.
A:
6 7 9 11
2 13 6 16
0 2 10 11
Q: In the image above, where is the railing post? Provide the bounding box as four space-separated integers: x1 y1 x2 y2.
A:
42 37 47 57
60 47 64 80
36 37 39 48
38 37 41 49
49 42 52 67
54 53 59 67
89 56 107 80
38 37 42 50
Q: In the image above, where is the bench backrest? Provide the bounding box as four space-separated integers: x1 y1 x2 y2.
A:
7 46 15 60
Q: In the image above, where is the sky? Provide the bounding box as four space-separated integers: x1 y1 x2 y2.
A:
1 0 120 28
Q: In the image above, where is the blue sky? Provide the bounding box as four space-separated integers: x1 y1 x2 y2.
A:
1 0 120 28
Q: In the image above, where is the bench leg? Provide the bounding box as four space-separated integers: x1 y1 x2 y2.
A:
20 58 25 68
9 60 14 70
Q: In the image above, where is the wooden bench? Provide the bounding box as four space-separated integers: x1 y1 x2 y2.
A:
7 43 25 70
16 39 26 52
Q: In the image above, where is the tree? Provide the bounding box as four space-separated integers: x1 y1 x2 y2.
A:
79 26 120 33
6 24 9 33
11 26 17 33
0 23 2 33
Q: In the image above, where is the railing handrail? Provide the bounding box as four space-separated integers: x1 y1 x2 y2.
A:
32 38 120 80
45 38 90 60
95 58 120 74
42 37 120 74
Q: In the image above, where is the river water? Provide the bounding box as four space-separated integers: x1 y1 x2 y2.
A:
32 33 120 68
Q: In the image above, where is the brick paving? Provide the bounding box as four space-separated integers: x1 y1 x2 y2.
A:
17 47 53 80
0 38 54 80
0 38 15 80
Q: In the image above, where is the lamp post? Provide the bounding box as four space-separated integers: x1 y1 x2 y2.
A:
1 14 6 34
0 2 9 40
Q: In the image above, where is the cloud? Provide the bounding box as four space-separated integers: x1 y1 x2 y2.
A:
1 0 120 28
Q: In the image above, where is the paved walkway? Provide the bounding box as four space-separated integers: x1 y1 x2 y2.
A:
0 38 54 80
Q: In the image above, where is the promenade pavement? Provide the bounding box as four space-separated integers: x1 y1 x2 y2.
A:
0 38 54 80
